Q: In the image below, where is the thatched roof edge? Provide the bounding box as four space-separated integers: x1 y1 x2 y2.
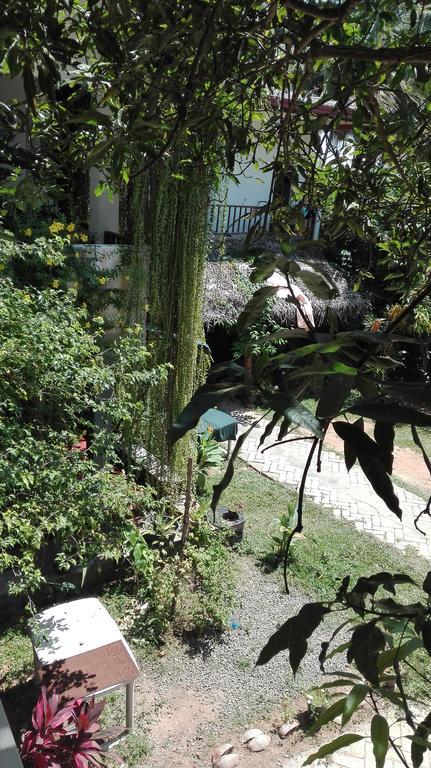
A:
203 256 368 331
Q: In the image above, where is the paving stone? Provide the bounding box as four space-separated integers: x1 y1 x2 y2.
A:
237 418 431 562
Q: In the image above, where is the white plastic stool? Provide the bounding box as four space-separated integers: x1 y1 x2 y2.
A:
29 598 139 730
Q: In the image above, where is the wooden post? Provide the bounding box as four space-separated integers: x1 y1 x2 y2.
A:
170 457 193 618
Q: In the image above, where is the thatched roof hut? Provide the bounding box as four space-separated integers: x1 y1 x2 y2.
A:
203 248 367 331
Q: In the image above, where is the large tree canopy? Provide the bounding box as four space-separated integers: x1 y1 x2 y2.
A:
1 6 431 762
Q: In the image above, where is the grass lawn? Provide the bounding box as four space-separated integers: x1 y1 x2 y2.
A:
215 459 430 601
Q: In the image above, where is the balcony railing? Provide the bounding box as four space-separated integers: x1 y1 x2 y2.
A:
210 204 269 235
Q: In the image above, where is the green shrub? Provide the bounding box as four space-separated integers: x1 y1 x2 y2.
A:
0 276 168 594
175 516 236 636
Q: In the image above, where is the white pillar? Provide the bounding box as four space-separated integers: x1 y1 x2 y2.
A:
88 169 120 243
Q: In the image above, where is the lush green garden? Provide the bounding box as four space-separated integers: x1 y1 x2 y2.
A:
1 1 431 767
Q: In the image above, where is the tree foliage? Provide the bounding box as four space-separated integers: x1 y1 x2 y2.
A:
2 1 431 763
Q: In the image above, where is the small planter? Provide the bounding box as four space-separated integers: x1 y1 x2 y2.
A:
211 506 245 545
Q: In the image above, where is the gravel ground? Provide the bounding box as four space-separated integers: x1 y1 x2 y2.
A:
150 558 325 716
135 555 334 767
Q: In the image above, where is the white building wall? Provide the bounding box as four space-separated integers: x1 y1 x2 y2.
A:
221 144 276 208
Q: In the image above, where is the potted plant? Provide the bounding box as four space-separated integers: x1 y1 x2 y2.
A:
20 685 123 768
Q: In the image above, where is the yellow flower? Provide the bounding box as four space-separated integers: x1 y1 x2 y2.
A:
144 303 150 312
94 315 104 325
207 426 213 434
51 279 60 289
46 259 55 266
49 223 59 234
56 222 65 231
66 223 75 232
23 228 32 237
98 276 107 286
22 294 31 303
80 234 88 242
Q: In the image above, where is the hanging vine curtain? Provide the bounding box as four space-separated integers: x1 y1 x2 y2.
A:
126 150 213 477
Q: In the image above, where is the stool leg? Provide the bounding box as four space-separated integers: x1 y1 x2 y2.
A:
126 681 135 730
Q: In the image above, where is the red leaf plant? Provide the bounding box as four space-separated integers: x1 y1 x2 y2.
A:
20 686 123 768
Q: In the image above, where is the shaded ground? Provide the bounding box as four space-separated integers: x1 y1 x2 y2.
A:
135 555 328 768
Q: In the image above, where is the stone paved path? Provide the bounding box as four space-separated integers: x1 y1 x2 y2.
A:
236 418 431 561
283 714 431 768
233 415 430 767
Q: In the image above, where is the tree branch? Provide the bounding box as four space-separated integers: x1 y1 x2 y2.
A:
283 436 319 593
282 0 357 21
303 44 431 63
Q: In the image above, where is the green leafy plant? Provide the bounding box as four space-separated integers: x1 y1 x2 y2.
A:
270 502 297 559
0 275 168 595
196 429 224 495
257 570 431 768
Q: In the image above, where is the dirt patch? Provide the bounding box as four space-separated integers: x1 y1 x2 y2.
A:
325 423 430 496
140 683 219 768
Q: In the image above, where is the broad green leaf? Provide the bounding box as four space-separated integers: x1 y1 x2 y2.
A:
342 684 369 726
302 734 364 765
314 678 363 691
295 268 339 299
377 637 422 672
237 286 279 333
347 622 386 686
283 362 357 380
348 402 431 427
308 696 347 735
263 392 322 437
286 339 351 358
249 252 278 283
324 641 351 661
411 712 431 768
171 382 244 443
316 374 353 420
333 422 402 517
371 714 389 768
358 454 402 518
257 603 330 673
378 687 404 709
351 572 414 599
374 422 395 475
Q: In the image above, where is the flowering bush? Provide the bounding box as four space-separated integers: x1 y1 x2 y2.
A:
20 686 122 768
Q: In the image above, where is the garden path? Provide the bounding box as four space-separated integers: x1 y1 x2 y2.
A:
231 411 431 561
